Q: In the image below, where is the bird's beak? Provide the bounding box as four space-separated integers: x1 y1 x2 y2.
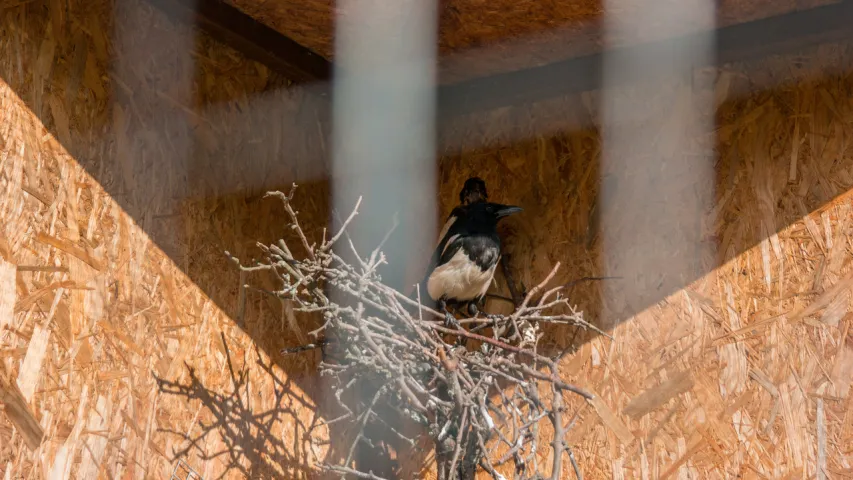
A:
495 205 523 219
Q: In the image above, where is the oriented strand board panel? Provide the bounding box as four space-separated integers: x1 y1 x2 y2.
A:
0 1 330 479
2 1 853 479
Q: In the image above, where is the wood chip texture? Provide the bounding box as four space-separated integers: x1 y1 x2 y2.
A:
0 2 328 478
1 0 853 479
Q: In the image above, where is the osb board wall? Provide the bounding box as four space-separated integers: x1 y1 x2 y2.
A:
0 0 333 479
1 1 853 480
0 89 330 479
431 48 853 478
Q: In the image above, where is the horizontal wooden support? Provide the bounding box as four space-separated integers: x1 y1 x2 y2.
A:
437 0 853 119
145 0 853 120
143 0 332 84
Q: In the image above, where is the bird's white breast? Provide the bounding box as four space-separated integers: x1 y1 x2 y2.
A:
427 249 498 302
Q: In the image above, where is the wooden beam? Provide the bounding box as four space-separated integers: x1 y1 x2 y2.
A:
144 0 853 120
437 0 853 119
143 0 331 84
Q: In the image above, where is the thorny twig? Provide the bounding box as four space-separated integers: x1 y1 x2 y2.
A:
231 185 596 480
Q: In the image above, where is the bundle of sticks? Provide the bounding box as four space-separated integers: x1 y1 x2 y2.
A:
228 185 606 480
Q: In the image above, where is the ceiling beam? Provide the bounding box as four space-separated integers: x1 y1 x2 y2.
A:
145 0 853 120
143 0 332 84
437 0 853 119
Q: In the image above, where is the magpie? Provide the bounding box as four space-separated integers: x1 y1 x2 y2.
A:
420 200 523 326
418 177 488 309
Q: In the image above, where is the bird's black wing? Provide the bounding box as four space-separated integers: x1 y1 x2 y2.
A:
435 206 465 248
435 232 466 267
415 206 468 303
423 206 466 275
421 233 500 304
454 234 500 270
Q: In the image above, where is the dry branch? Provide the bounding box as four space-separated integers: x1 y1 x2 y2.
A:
230 185 595 480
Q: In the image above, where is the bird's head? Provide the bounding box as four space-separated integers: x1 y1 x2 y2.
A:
460 177 488 205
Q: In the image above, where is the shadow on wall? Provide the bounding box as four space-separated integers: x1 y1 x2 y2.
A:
4 0 853 477
153 333 329 479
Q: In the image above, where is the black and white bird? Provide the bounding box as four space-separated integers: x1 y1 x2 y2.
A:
419 180 522 325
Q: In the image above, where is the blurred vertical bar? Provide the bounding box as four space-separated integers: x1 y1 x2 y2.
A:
599 0 718 326
112 0 194 261
330 0 438 292
329 0 438 473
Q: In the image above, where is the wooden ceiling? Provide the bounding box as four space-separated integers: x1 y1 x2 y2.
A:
223 0 838 66
143 0 853 119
